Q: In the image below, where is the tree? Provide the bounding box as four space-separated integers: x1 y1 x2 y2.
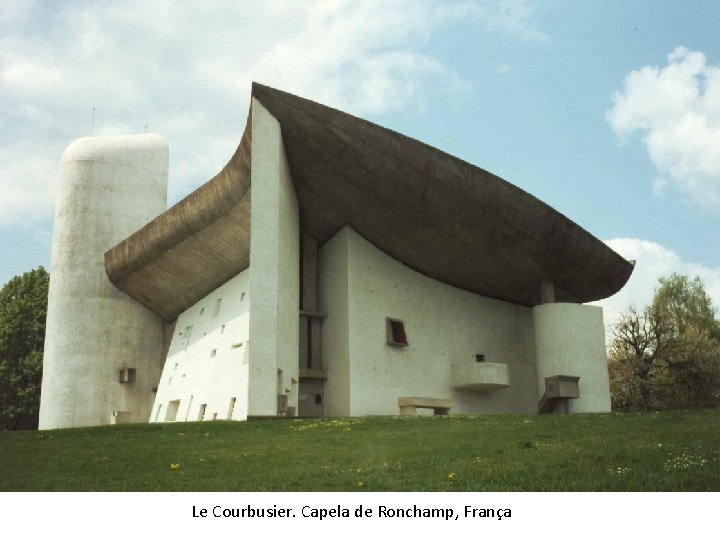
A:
0 267 49 430
608 273 720 411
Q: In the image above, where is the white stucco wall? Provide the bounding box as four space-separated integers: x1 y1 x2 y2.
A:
151 269 250 422
39 134 168 429
247 98 300 416
320 226 539 416
318 228 351 416
533 303 611 413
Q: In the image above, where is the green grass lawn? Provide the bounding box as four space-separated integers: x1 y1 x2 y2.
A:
1 410 718 491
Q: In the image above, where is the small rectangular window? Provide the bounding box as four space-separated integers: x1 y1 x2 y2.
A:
182 325 193 350
476 354 486 363
386 317 408 347
184 395 194 421
165 400 180 422
227 397 236 420
210 349 217 358
118 368 136 383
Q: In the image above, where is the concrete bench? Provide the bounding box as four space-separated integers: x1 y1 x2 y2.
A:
399 397 454 416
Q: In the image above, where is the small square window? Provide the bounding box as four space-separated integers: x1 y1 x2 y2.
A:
118 368 136 384
476 354 486 363
386 317 408 347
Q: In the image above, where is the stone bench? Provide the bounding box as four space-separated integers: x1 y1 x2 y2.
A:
399 397 454 416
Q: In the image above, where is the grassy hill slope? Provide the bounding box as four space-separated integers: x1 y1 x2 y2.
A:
1 410 718 491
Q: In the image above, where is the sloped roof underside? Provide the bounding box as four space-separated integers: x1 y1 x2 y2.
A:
106 83 633 321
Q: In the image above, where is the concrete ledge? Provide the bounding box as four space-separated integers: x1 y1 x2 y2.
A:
545 375 580 398
299 368 328 380
451 362 510 391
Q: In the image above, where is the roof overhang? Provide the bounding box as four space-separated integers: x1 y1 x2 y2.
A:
105 83 633 321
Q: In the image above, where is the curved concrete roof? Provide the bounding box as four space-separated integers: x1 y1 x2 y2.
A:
106 83 633 321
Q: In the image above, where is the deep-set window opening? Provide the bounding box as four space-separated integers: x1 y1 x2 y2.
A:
386 317 408 347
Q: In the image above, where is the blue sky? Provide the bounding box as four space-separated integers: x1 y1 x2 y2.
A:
1 0 719 328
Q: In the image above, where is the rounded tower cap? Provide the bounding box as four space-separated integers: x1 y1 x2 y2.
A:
61 133 168 165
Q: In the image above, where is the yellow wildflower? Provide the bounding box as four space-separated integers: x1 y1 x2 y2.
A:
170 463 181 470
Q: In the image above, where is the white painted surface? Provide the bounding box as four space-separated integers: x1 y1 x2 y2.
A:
39 134 168 429
533 303 611 413
320 227 539 416
247 99 300 416
318 228 351 416
151 269 250 423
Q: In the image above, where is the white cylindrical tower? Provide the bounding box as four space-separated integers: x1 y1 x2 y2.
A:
39 134 169 429
533 303 611 413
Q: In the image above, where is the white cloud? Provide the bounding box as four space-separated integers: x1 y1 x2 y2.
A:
477 0 548 42
0 0 35 25
0 0 547 227
0 143 58 228
593 238 720 338
607 46 720 211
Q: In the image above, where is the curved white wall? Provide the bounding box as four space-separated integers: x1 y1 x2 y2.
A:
39 134 168 429
320 226 539 416
533 303 611 413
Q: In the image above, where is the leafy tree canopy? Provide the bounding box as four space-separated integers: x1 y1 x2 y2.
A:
652 274 720 340
0 267 49 430
609 273 720 411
